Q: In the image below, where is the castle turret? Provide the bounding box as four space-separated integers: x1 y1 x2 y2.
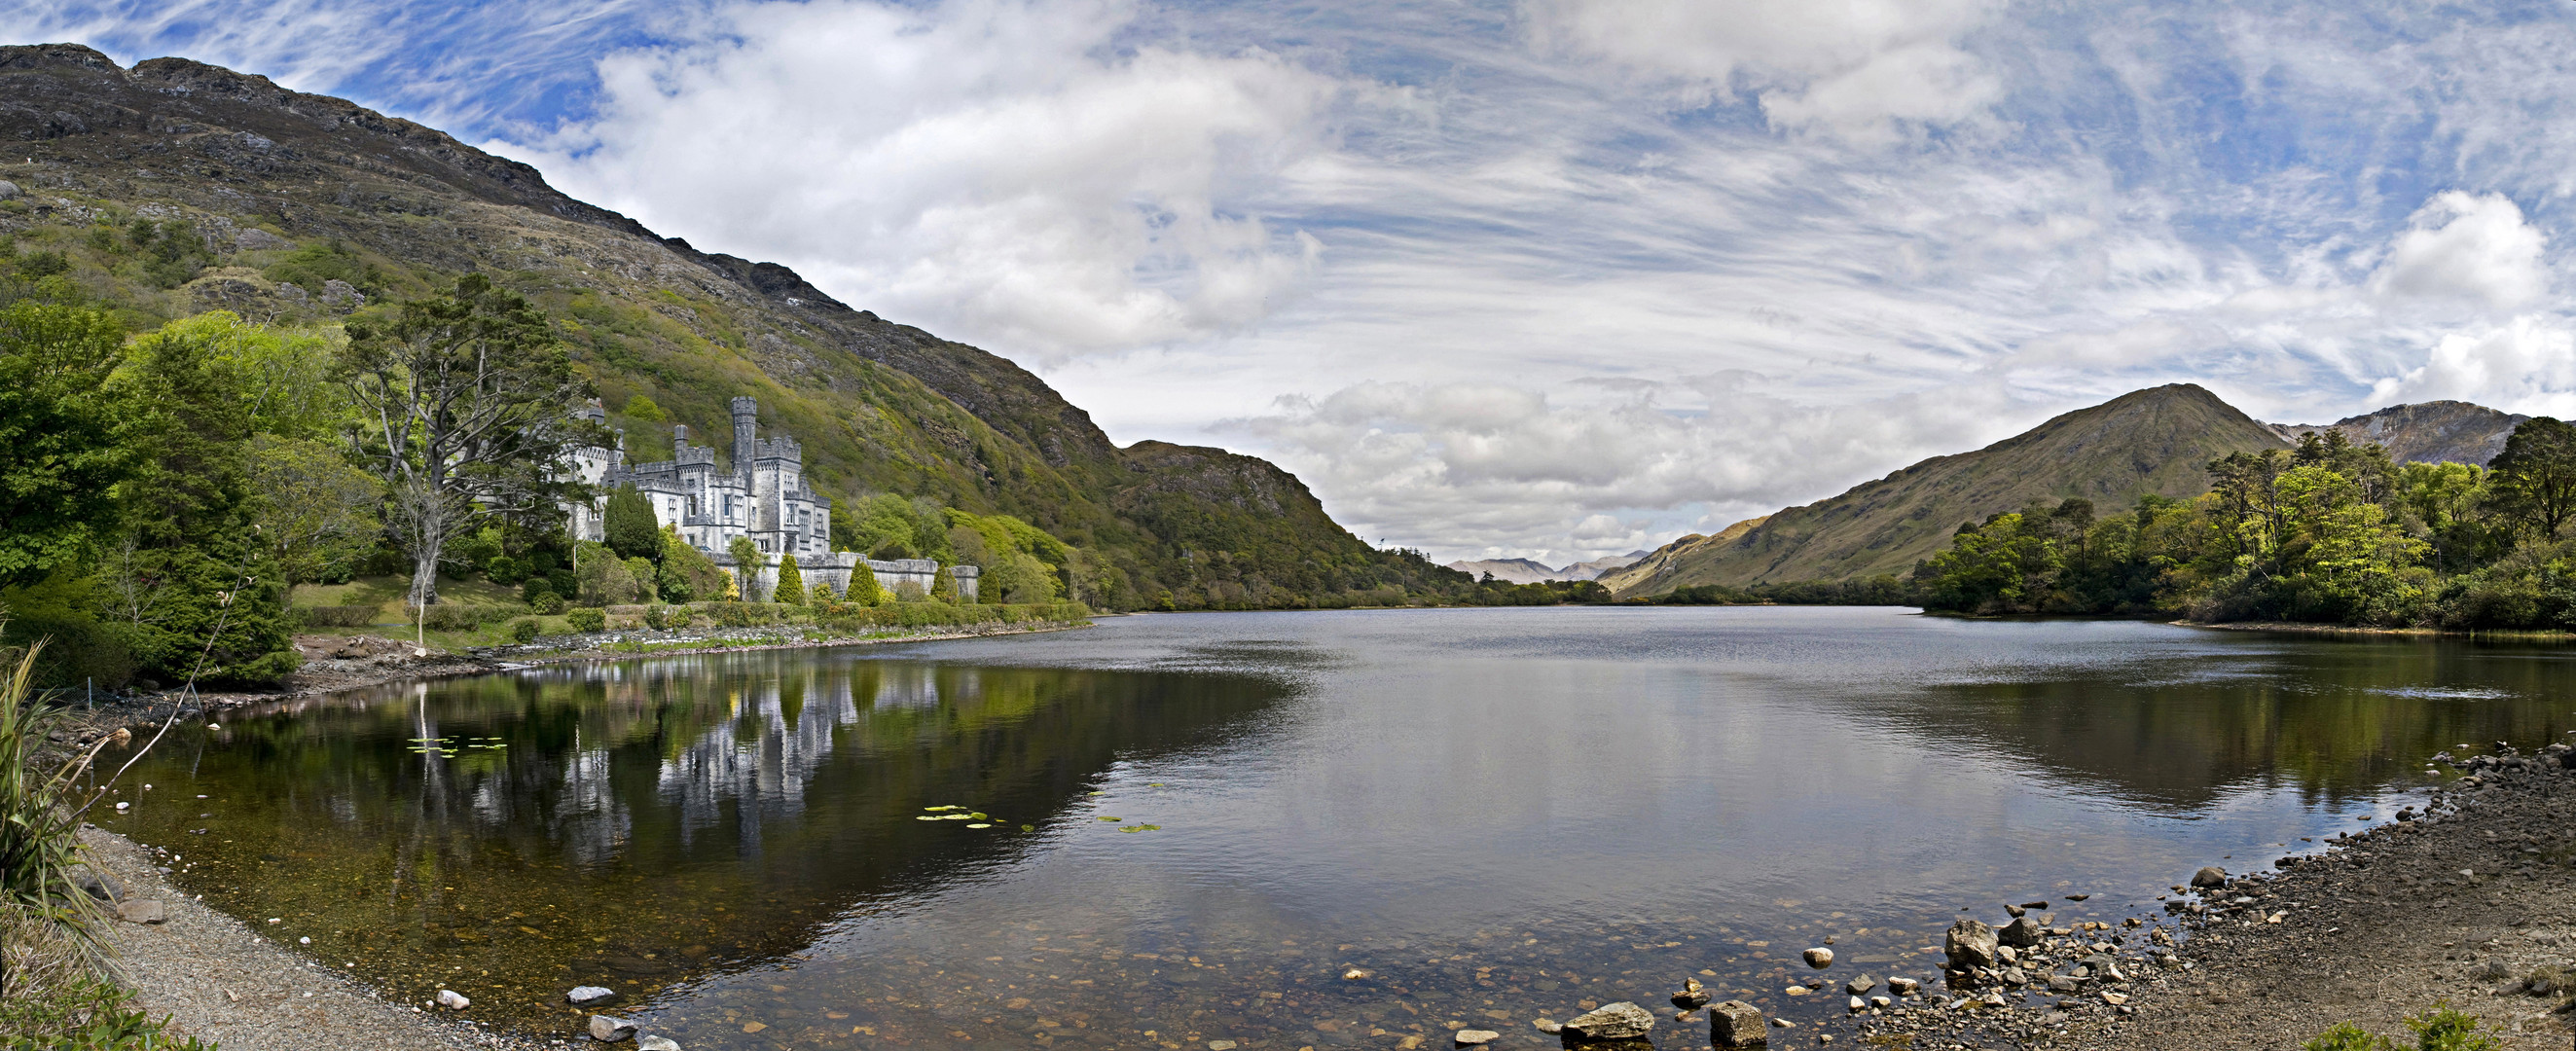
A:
731 396 759 477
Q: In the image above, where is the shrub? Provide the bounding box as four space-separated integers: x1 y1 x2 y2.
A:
485 555 525 586
1 644 108 997
508 619 540 644
0 972 210 1050
417 604 521 632
2303 1023 2391 1051
2405 1004 2498 1051
564 607 605 634
297 606 377 629
530 592 566 615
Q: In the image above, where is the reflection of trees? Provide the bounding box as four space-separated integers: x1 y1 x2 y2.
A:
114 651 1287 1026
1887 637 2572 810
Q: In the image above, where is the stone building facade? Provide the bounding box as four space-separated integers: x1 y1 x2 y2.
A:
570 396 978 602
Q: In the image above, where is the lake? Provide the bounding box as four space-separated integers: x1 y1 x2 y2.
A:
101 607 2576 1048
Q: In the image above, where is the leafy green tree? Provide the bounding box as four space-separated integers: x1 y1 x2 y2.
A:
727 535 765 601
657 526 726 603
620 394 667 421
603 485 661 562
170 311 350 440
2485 417 2576 541
931 563 959 603
340 275 598 611
0 303 134 587
246 434 382 598
774 553 806 606
571 542 644 605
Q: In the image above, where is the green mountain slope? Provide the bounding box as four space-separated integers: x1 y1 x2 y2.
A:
1608 383 2292 596
0 44 1468 610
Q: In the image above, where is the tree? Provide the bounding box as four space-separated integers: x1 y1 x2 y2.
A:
603 485 661 562
931 563 959 603
2486 417 2576 541
339 274 597 612
657 526 726 603
246 434 382 598
846 559 881 606
774 553 806 606
728 535 766 601
0 303 134 588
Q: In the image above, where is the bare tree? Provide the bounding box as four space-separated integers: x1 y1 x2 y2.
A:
339 275 596 613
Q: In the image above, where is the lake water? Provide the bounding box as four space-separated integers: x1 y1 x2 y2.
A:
103 607 2576 1048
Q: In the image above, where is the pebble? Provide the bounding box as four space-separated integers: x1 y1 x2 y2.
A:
1341 968 1370 980
591 1015 639 1042
1452 1031 1497 1046
434 989 470 1010
116 899 167 924
1532 1019 1563 1034
1844 975 1875 995
1887 977 1920 996
1210 1040 1239 1050
2191 866 2228 888
637 1038 680 1051
568 985 618 1006
1802 946 1834 968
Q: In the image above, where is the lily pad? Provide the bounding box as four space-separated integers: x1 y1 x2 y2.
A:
1098 816 1122 822
965 823 992 829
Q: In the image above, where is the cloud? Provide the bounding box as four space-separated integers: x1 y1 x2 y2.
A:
2371 316 2576 417
1521 0 2004 139
2370 192 2550 310
497 0 1350 358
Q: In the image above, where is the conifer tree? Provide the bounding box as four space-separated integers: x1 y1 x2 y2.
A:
774 553 805 606
603 485 660 561
848 559 881 606
931 563 958 603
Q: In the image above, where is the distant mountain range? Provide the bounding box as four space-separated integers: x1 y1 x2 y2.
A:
1444 551 1651 585
1604 387 2528 598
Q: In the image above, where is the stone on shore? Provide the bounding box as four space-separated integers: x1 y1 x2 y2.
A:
116 898 166 924
2190 866 2228 888
637 1038 680 1051
1708 1000 1767 1047
1997 916 2044 947
591 1015 639 1041
1802 946 1834 968
1843 975 1875 996
1533 1019 1563 1034
568 986 617 1006
1454 1030 1499 1045
1944 919 1999 969
1561 1001 1654 1040
1887 977 1920 996
435 989 470 1010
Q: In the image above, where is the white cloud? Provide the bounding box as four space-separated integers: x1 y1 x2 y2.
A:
2370 191 2550 310
2371 316 2576 417
498 0 1349 358
1521 0 2003 139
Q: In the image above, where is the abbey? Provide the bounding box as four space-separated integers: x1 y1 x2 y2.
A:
568 397 977 601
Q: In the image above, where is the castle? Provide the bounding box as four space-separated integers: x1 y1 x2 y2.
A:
567 396 977 602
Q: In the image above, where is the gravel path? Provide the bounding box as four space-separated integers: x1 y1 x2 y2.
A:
81 829 557 1051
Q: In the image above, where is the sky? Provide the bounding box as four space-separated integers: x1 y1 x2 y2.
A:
15 0 2576 564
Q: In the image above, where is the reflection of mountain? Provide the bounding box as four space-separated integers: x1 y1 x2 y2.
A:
115 652 1289 1033
1874 636 2572 811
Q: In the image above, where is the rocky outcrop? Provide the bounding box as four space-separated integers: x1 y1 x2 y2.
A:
2266 400 2526 466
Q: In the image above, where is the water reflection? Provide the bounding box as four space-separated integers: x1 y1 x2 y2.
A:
114 652 1288 1033
105 610 2576 1049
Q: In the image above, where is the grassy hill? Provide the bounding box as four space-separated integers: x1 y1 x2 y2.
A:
0 44 1469 611
1607 384 2292 596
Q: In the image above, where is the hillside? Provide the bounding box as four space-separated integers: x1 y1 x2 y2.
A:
0 44 1468 611
1607 384 2288 596
1442 551 1647 585
2266 401 2525 466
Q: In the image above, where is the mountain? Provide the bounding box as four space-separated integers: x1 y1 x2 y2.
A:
1442 551 1649 585
0 44 1469 610
1606 384 2287 596
2265 401 2527 466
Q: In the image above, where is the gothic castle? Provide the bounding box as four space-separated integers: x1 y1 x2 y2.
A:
567 396 977 601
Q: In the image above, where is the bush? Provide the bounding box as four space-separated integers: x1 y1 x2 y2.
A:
2304 1023 2391 1051
485 555 525 586
530 592 565 615
564 607 605 634
508 619 540 644
0 973 210 1051
417 604 526 632
296 606 377 629
2406 1004 2498 1051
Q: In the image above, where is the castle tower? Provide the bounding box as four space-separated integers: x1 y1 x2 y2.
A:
731 396 759 478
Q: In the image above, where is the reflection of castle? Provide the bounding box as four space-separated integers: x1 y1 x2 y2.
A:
567 396 977 601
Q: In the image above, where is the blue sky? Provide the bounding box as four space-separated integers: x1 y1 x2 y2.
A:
15 0 2576 562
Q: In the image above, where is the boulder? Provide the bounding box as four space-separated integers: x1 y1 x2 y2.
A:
1997 916 2044 947
0 180 19 199
2190 866 2228 888
1560 1002 1654 1040
567 986 617 1006
591 1015 639 1042
1944 919 1999 970
1707 1000 1767 1047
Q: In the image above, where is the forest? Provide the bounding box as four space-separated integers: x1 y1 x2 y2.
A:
1912 423 2576 629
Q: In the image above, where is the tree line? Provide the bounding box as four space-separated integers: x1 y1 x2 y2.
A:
1912 421 2576 629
